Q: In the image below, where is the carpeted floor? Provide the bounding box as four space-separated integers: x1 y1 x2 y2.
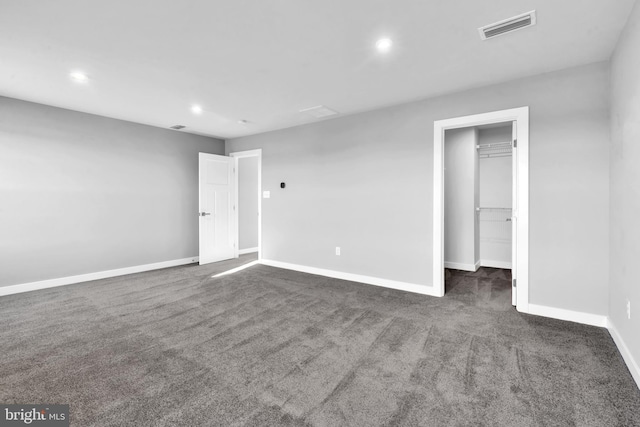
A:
1 260 639 426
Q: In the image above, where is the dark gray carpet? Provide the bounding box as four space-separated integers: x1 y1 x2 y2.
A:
1 260 639 426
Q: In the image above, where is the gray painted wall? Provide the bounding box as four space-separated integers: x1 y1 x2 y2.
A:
238 156 259 250
610 1 640 374
0 96 225 287
478 126 512 265
227 61 610 316
444 127 477 269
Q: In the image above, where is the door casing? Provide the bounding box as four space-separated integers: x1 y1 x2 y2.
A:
433 107 529 312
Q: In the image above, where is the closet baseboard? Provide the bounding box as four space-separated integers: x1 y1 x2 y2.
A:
480 259 512 269
444 261 479 272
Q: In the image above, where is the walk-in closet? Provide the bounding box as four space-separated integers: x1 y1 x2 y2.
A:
444 123 514 272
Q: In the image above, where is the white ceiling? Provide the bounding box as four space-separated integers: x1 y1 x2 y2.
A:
0 0 634 139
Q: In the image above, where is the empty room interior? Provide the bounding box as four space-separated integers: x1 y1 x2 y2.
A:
2 1 640 425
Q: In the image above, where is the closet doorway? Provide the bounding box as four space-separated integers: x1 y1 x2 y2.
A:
229 149 262 260
433 107 529 312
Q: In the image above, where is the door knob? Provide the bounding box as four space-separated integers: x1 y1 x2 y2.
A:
200 212 211 216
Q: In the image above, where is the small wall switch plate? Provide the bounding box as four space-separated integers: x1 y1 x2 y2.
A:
263 191 271 199
627 300 631 320
335 247 341 256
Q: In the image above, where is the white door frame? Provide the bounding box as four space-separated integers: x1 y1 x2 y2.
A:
433 107 529 312
229 149 262 260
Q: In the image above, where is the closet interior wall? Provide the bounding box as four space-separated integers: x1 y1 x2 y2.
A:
444 127 479 271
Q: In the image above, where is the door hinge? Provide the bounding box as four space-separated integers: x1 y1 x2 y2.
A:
513 139 517 148
512 279 517 288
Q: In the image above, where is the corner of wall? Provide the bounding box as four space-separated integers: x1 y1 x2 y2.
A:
607 0 640 391
608 318 640 389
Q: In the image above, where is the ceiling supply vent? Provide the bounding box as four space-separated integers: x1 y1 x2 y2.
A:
169 125 186 130
299 105 339 119
479 10 536 40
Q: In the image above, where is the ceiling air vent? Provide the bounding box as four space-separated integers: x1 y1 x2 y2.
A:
299 105 339 119
169 125 186 130
479 10 536 40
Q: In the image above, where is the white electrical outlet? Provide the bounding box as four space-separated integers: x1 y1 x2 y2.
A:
627 300 631 320
335 247 341 256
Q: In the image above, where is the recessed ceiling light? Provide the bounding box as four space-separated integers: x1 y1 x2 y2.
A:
69 71 89 83
375 38 393 53
191 105 203 115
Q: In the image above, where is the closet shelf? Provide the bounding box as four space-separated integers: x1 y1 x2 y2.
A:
479 152 511 158
476 141 512 149
475 207 512 211
477 141 513 158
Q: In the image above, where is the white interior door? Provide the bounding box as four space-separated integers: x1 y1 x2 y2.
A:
511 121 518 306
199 153 236 265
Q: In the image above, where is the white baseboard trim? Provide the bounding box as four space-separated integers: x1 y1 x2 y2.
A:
444 261 479 272
260 259 441 297
238 247 259 255
525 303 608 328
0 257 199 297
480 259 512 269
608 320 640 389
